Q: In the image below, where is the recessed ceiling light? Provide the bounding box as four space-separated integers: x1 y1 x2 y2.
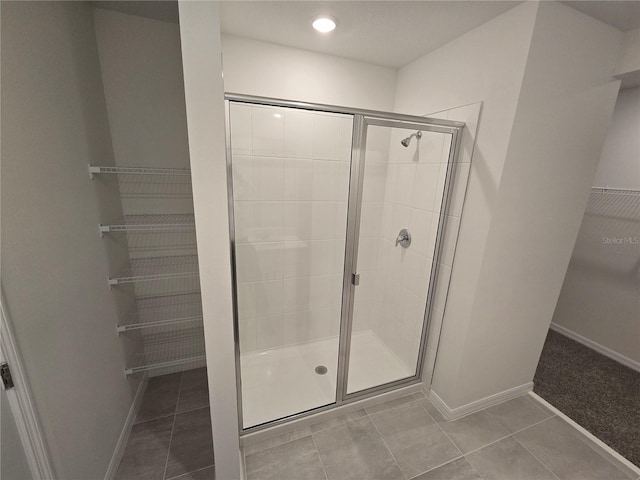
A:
312 16 336 33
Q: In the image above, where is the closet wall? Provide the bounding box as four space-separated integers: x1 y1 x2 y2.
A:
1 3 139 478
552 87 640 369
93 7 205 376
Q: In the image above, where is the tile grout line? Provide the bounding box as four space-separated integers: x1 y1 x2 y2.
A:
456 414 557 459
482 402 556 437
245 430 313 457
166 463 215 480
411 396 471 478
366 413 406 479
450 408 556 480
414 395 464 455
407 455 465 480
175 403 211 417
162 371 184 480
528 392 640 477
521 392 558 417
465 460 487 480
511 435 562 480
412 394 555 479
132 411 177 426
309 430 329 480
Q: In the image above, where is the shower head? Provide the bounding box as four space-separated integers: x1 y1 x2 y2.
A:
400 131 422 147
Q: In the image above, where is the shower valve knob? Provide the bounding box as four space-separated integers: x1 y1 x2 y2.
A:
395 229 411 248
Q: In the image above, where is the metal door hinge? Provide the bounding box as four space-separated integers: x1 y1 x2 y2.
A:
352 273 360 286
1 362 15 390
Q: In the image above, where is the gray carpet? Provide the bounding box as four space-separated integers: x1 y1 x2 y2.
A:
534 329 640 467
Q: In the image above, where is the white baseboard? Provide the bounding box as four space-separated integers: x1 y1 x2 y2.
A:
104 373 149 480
529 392 640 478
429 382 534 421
1 291 56 479
550 323 640 373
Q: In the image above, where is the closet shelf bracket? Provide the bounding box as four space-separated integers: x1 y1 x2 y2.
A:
89 164 192 180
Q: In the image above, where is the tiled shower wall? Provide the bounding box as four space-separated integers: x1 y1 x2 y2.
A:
352 128 448 370
230 100 480 378
423 103 480 380
230 103 353 352
353 103 480 374
376 129 450 370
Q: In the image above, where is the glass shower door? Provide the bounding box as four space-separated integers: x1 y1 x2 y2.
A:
346 120 454 394
228 101 353 428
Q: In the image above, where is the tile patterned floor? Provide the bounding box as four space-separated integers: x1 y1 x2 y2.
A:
115 368 215 480
242 392 639 480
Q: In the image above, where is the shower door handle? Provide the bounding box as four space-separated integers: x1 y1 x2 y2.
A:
352 273 360 286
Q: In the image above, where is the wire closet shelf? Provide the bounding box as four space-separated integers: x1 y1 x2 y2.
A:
90 163 205 375
100 214 196 234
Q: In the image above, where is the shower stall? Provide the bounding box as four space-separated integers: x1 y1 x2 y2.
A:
225 94 463 432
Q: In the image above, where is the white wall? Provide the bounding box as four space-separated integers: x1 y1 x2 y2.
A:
93 7 204 376
179 2 242 479
394 2 538 407
421 103 482 385
221 35 397 111
552 87 640 367
1 2 140 478
593 87 640 190
411 1 622 409
551 192 639 367
615 28 640 88
94 7 193 216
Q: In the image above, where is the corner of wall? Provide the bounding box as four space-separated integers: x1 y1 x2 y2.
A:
448 0 622 408
394 1 539 410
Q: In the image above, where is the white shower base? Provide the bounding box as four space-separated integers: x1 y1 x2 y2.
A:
240 330 413 428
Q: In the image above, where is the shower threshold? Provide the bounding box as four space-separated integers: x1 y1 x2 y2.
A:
240 330 413 429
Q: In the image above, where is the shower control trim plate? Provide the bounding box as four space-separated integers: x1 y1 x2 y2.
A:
395 229 411 248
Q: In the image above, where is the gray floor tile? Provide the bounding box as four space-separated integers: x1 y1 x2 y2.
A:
365 395 416 415
115 416 174 480
165 407 215 479
416 396 447 422
135 373 182 423
177 368 209 414
413 391 427 400
245 436 325 480
485 395 554 433
313 416 403 480
466 437 556 480
525 394 556 417
167 465 216 480
309 409 368 433
432 410 509 454
514 416 634 480
243 426 312 456
370 402 461 478
410 457 482 480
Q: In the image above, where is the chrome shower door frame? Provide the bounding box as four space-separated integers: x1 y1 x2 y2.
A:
224 93 464 435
